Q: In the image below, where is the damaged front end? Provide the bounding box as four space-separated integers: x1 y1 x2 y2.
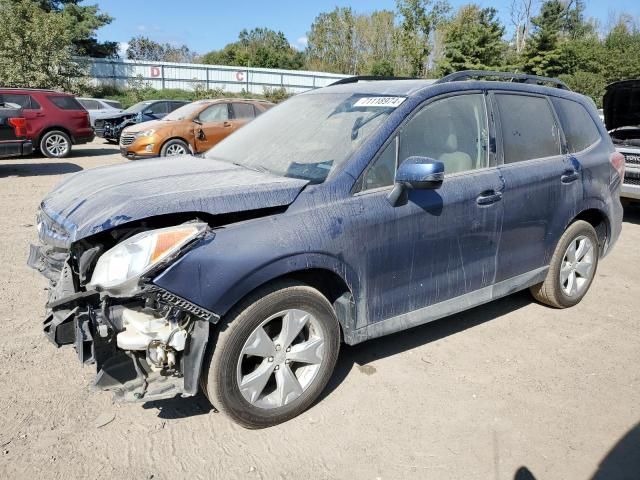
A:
28 214 218 402
94 113 140 141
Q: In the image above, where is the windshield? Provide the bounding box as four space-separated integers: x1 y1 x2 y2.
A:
164 102 206 121
124 101 153 114
204 93 402 183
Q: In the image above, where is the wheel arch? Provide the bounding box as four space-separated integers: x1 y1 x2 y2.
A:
570 207 610 256
160 136 191 155
37 126 72 147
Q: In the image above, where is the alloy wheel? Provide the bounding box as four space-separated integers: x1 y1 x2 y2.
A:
45 134 69 157
236 309 325 409
165 143 187 156
560 235 595 297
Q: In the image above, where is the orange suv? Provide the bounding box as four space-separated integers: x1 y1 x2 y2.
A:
119 98 273 158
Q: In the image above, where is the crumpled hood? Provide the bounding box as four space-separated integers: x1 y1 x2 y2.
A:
39 156 308 245
604 80 640 131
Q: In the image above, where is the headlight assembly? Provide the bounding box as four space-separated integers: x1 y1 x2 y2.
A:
135 129 156 138
87 223 207 291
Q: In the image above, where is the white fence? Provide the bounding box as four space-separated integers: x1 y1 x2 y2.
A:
83 58 349 94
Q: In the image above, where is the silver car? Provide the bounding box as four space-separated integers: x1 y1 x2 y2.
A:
77 97 124 127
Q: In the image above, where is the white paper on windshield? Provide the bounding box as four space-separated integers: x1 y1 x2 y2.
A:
354 97 406 108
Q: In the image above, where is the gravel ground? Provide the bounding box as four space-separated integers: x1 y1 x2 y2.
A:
1 141 639 480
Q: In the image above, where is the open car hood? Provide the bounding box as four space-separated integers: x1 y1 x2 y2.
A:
604 79 640 131
39 156 308 245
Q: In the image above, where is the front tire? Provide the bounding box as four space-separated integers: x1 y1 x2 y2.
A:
201 281 340 428
160 139 189 157
40 130 71 158
530 220 599 308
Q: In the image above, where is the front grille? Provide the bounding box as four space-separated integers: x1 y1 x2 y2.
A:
624 175 640 186
623 152 640 166
120 133 136 146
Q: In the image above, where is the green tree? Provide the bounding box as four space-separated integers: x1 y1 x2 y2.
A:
0 0 85 89
437 4 506 75
395 0 450 77
306 8 357 74
126 36 196 63
7 0 116 57
201 28 304 69
522 0 565 76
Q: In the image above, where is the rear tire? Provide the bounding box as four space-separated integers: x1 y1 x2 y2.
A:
530 220 599 308
201 281 340 429
40 130 71 158
160 139 189 157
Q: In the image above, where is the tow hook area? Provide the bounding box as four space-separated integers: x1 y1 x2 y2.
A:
94 307 210 402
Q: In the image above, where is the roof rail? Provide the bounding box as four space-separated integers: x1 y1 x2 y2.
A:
436 70 570 90
329 75 417 86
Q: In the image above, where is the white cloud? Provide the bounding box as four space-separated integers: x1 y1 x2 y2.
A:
296 36 308 47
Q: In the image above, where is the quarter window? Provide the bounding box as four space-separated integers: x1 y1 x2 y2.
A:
551 97 601 152
495 94 561 163
398 93 489 174
48 96 84 110
362 138 397 190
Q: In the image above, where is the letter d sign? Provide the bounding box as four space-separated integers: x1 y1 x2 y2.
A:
151 66 161 78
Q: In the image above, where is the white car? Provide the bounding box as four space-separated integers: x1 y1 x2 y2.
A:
77 97 124 127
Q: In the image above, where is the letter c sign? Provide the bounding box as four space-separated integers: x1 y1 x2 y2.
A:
150 66 161 77
236 71 245 82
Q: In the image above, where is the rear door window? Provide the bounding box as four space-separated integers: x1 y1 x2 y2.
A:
170 102 186 112
1 93 40 109
48 95 84 110
148 102 169 115
231 103 255 119
551 97 601 152
495 94 561 163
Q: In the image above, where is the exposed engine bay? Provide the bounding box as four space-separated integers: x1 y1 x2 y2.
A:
28 217 216 402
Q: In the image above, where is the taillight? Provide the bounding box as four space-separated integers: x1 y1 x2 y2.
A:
610 151 625 180
8 117 27 137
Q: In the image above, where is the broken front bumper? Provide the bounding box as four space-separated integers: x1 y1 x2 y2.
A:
28 243 215 403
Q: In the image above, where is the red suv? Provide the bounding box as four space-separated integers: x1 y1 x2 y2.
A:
0 88 94 158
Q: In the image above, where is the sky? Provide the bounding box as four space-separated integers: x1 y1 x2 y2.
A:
96 0 640 56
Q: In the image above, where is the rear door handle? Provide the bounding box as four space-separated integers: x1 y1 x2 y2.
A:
561 170 579 183
476 190 503 205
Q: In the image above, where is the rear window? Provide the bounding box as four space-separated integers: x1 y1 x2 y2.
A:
231 103 255 119
551 97 601 152
1 93 40 109
48 95 84 110
495 94 561 163
78 99 100 110
104 100 122 109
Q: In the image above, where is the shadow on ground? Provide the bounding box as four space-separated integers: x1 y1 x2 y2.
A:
623 203 640 225
514 421 640 480
0 162 83 177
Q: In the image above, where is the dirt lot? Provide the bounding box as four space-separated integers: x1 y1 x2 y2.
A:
1 141 639 480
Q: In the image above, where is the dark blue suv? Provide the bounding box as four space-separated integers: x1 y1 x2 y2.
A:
28 71 623 428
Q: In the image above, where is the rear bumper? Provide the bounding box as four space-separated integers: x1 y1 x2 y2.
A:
0 139 33 158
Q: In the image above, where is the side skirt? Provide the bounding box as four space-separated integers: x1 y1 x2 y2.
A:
346 266 548 345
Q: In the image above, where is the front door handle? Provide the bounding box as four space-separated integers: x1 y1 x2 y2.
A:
223 121 232 128
476 190 503 206
561 170 579 184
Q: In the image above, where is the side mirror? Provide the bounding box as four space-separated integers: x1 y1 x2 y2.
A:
387 157 444 207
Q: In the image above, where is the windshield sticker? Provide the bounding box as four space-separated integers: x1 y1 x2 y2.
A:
354 97 406 108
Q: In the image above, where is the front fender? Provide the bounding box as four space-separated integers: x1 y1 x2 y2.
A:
152 242 360 322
